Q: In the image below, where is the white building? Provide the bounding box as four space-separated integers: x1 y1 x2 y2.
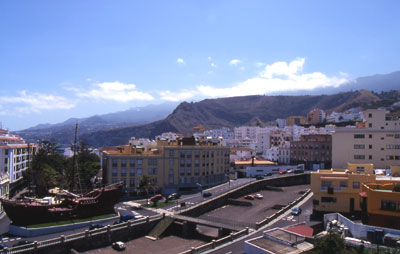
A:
129 137 157 148
155 132 183 142
0 128 35 200
230 147 256 162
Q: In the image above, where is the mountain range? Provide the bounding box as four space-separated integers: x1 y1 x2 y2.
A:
14 70 400 148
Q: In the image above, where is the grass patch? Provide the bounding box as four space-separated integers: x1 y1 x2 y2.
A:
25 213 118 228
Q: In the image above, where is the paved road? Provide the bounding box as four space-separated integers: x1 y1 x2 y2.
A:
210 196 314 254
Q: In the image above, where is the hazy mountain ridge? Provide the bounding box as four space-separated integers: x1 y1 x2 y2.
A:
82 89 395 147
15 102 177 146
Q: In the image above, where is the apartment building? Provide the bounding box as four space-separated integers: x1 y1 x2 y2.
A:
0 129 35 196
286 116 306 126
311 163 400 217
311 163 377 214
101 137 230 194
307 108 326 125
290 134 332 170
360 172 400 229
332 109 400 169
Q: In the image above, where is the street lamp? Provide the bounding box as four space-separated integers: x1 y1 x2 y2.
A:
196 182 203 196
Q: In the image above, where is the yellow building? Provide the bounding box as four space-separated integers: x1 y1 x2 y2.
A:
311 163 376 214
101 137 230 194
286 116 306 126
361 179 400 229
312 163 400 219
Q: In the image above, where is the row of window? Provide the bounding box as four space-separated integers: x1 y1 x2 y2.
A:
354 134 400 139
321 180 360 189
354 155 400 160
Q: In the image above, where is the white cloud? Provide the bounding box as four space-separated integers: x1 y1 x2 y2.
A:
194 58 348 98
207 56 212 61
229 59 241 65
211 63 217 68
159 90 195 102
255 62 265 67
0 90 75 115
76 81 154 102
176 58 185 64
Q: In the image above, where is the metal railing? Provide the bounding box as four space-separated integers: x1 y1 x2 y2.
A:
0 214 163 254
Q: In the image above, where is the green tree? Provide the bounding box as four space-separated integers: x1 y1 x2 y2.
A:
312 231 347 254
138 175 151 196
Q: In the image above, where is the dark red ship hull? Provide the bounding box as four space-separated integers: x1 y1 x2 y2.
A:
0 183 123 226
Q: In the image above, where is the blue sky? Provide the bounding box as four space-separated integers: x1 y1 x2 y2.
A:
1 1 399 131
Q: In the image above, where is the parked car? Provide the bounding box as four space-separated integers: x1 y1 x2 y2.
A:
265 172 272 176
120 213 134 222
244 194 255 200
294 169 305 174
255 175 264 180
13 240 33 247
112 241 126 251
203 192 212 198
254 193 263 199
150 194 163 202
291 207 302 216
287 169 294 173
279 170 287 175
168 193 181 200
89 224 105 230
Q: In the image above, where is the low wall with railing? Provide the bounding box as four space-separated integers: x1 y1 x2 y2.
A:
0 215 163 254
9 215 120 237
178 227 250 254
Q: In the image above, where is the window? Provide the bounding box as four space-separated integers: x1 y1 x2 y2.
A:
180 152 185 158
179 168 185 176
4 149 8 155
354 134 365 139
356 167 365 173
368 123 372 128
194 168 199 176
313 199 320 205
130 169 135 176
368 113 372 118
169 159 174 166
169 150 174 157
130 178 135 187
137 159 143 166
354 144 365 149
387 155 394 160
369 134 373 139
321 181 332 187
354 155 365 160
381 200 396 211
137 168 142 177
112 159 118 167
168 169 174 184
353 181 360 189
121 159 127 168
340 181 347 188
112 168 117 177
121 168 126 177
321 197 336 203
369 155 372 160
186 168 191 175
129 159 135 167
369 145 372 149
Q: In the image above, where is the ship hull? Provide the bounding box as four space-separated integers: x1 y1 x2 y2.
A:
0 184 123 226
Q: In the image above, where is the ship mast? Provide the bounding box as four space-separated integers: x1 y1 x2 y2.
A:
70 122 82 193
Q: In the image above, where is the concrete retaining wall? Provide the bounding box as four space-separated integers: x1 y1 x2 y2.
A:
9 215 119 237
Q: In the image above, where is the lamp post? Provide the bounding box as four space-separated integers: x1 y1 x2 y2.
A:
196 182 203 197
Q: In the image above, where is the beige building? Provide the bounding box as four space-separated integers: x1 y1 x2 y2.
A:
101 137 230 194
307 108 326 125
332 109 400 169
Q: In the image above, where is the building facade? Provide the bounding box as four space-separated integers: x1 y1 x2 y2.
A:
290 134 332 170
307 108 326 125
101 137 230 194
286 116 306 126
332 109 400 169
